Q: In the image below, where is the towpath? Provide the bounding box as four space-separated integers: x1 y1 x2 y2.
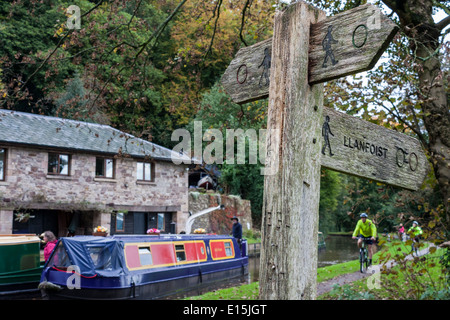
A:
317 244 438 296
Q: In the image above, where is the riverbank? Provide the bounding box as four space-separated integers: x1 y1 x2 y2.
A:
185 240 447 300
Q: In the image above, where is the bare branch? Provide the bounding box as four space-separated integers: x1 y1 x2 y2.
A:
436 15 450 31
1 0 105 106
204 0 223 59
86 0 189 110
239 0 251 47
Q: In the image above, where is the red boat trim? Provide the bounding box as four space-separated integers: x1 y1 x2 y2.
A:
124 240 208 271
210 239 235 260
51 266 98 279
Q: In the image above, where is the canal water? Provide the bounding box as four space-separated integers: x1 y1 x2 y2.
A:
174 235 358 299
318 235 359 268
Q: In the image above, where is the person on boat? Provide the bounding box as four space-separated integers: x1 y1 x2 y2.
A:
231 216 242 245
352 213 377 266
42 231 58 261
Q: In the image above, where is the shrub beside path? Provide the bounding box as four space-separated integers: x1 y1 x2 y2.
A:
317 244 438 296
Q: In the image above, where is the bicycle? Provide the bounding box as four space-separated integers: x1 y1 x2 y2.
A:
411 237 419 257
358 237 372 273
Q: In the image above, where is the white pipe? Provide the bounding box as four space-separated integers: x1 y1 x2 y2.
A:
185 204 224 234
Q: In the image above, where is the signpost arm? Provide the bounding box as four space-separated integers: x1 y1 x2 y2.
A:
259 1 326 300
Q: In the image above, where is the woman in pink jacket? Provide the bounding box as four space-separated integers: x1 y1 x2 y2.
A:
42 231 58 261
398 224 405 241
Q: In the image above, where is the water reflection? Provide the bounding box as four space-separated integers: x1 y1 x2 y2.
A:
318 236 359 268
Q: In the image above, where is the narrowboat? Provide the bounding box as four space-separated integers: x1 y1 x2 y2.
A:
39 234 248 300
0 235 43 297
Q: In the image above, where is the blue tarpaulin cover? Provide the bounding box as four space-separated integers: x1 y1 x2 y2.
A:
60 236 129 278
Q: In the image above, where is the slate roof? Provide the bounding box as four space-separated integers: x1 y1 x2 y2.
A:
0 109 189 162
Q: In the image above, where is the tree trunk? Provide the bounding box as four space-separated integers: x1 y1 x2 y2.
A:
382 0 450 219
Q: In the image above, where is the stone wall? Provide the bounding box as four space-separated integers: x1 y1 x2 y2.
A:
187 191 252 235
0 146 189 234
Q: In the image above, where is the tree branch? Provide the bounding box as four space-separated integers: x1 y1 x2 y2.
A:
436 14 450 31
87 0 189 110
203 0 223 59
239 0 251 47
1 0 105 106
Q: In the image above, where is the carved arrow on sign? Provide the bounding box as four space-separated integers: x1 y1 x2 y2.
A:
221 3 398 104
321 107 428 191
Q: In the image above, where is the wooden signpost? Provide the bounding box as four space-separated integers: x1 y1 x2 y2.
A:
321 108 428 191
220 1 427 300
221 3 399 104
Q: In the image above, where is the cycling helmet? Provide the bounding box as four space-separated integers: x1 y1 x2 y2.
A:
413 221 419 225
360 213 368 218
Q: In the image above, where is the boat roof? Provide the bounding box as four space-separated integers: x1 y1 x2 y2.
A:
60 234 233 244
0 235 41 245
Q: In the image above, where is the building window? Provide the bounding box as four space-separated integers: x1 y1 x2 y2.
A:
0 148 6 181
157 213 164 231
48 153 70 175
136 162 154 182
96 158 114 178
115 212 124 232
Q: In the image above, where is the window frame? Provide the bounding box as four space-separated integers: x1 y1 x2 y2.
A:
175 244 186 262
115 212 125 232
224 242 233 257
136 161 155 182
47 152 71 176
0 148 7 181
157 213 165 231
138 246 153 266
95 157 115 179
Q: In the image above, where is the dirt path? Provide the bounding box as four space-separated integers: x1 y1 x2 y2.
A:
317 270 370 296
317 244 436 296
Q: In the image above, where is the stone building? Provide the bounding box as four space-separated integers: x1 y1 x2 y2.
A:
0 110 190 236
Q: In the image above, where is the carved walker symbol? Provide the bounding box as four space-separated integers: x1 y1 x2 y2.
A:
395 147 418 171
322 115 334 156
322 25 339 68
258 47 271 87
236 64 248 84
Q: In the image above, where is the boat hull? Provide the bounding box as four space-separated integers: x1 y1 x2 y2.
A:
0 235 43 298
40 235 249 300
42 260 248 300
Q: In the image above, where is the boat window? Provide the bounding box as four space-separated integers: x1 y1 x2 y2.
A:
225 242 233 256
87 246 112 271
47 242 72 268
139 247 153 266
175 244 186 262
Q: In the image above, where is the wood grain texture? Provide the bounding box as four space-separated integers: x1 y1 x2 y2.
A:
221 3 398 105
321 107 429 191
221 38 272 105
309 3 398 84
259 1 326 300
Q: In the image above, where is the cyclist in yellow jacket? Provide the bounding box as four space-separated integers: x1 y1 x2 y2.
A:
352 213 377 266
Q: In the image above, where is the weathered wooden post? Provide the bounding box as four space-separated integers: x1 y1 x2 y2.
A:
221 1 428 300
258 1 325 300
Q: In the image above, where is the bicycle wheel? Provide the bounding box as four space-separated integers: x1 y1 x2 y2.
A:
411 241 418 256
359 248 366 273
